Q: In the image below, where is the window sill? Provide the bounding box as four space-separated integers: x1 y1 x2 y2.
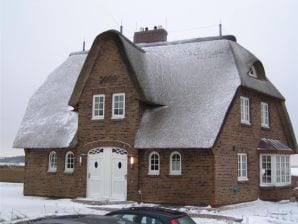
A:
241 121 251 126
92 117 104 121
169 173 182 176
148 173 160 176
260 183 291 188
238 177 249 182
48 170 57 173
261 125 270 130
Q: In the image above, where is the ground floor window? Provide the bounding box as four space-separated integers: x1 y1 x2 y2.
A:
237 153 248 181
65 151 74 173
148 151 160 175
260 154 290 186
48 151 57 172
170 152 181 175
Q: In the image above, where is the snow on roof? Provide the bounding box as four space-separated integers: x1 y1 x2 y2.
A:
14 30 286 149
13 53 87 148
134 40 240 148
132 38 284 148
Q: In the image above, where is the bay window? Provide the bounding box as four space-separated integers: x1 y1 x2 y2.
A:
260 154 290 186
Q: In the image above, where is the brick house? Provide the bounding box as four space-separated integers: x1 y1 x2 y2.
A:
14 28 297 206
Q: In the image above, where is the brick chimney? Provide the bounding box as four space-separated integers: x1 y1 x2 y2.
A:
133 26 168 44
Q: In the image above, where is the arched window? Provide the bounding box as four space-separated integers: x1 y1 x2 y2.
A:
65 151 74 172
170 152 181 175
148 151 160 175
48 151 57 172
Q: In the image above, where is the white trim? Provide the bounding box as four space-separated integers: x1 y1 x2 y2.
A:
248 65 257 78
237 153 248 181
64 151 74 173
48 151 57 172
148 151 160 175
92 94 105 120
169 151 181 175
112 93 125 119
259 154 291 187
261 102 269 128
240 96 251 125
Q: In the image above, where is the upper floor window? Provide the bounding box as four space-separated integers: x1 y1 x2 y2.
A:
112 93 125 119
237 153 248 181
65 151 74 173
240 96 250 125
148 151 160 175
248 65 257 78
170 152 181 175
92 94 105 120
260 154 290 186
48 151 57 172
261 102 269 128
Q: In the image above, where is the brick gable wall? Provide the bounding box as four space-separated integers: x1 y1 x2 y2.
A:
23 36 142 200
213 87 295 206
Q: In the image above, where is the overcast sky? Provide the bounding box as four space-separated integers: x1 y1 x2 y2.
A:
1 0 298 157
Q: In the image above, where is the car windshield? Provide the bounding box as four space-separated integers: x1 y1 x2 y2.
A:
176 215 196 224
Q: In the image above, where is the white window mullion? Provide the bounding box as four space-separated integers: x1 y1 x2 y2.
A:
240 96 250 124
272 155 276 186
260 154 291 187
261 102 269 128
112 93 125 119
238 153 248 181
92 94 105 120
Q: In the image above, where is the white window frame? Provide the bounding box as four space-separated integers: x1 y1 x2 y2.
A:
65 151 74 173
148 151 160 175
240 96 251 125
237 153 248 181
169 152 181 175
248 65 257 78
48 151 57 172
261 102 269 128
92 94 105 120
112 93 125 119
260 154 291 187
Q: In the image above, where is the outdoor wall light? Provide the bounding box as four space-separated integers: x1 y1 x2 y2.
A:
79 156 82 166
130 156 135 169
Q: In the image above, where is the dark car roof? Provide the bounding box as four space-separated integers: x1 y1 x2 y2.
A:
107 207 187 220
27 214 133 224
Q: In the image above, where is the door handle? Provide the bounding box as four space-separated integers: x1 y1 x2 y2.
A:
88 173 91 178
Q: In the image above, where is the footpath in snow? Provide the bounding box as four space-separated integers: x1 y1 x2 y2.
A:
1 182 298 224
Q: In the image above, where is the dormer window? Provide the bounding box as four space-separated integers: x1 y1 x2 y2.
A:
248 65 257 78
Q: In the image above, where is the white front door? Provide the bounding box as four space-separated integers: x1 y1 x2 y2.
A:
87 147 127 200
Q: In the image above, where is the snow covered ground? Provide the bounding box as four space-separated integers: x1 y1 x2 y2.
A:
1 182 298 224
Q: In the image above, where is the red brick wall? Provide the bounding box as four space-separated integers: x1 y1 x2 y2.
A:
24 148 80 198
139 149 214 206
213 87 294 206
75 36 141 201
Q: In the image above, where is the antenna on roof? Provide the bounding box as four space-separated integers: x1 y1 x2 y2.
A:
120 21 123 34
219 23 222 36
82 40 85 51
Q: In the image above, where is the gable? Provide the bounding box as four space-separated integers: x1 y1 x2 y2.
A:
69 30 151 109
